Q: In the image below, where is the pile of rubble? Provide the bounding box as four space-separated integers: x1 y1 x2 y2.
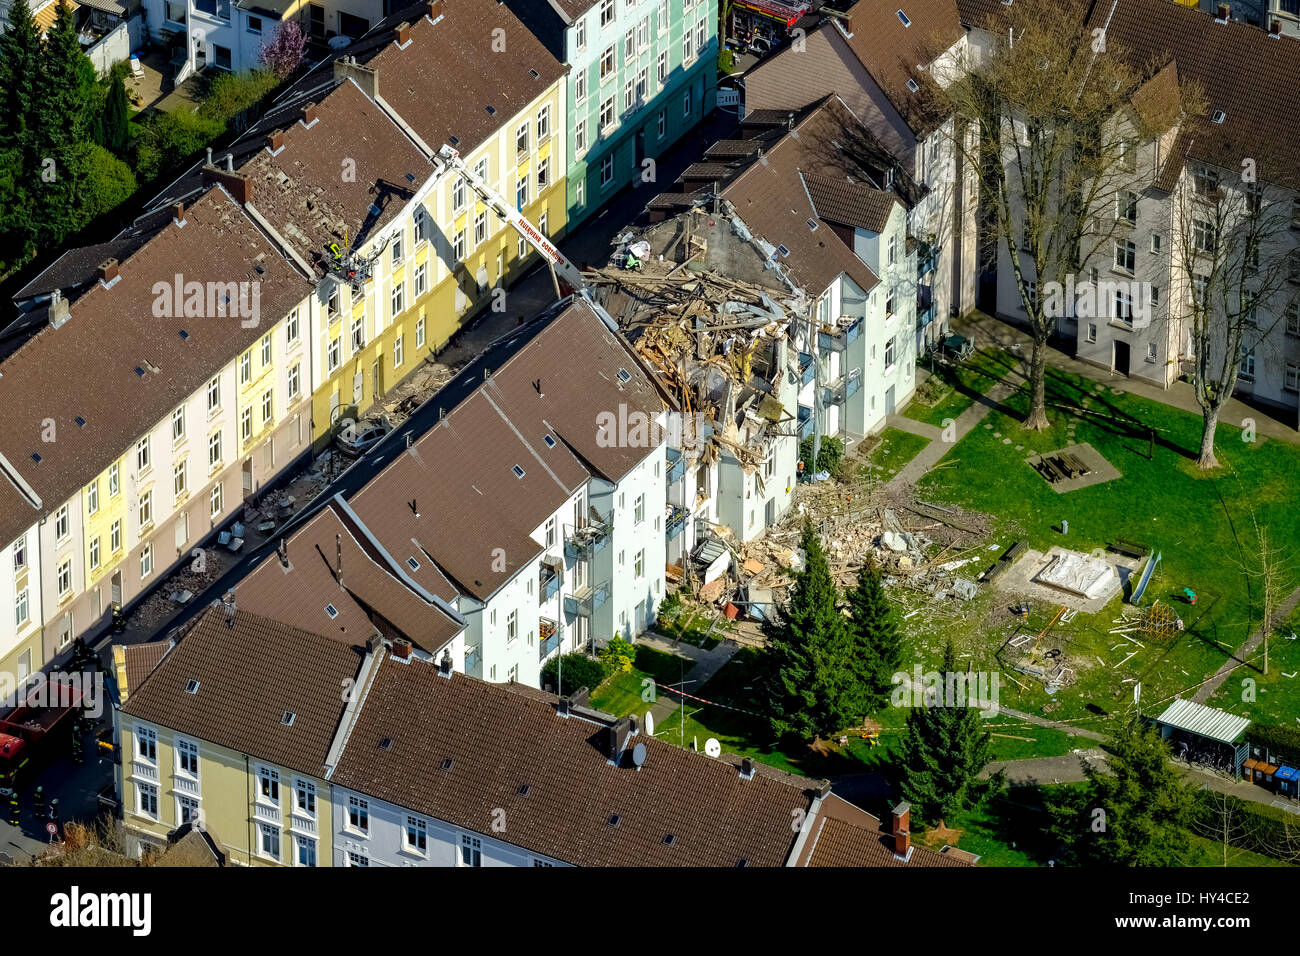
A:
376 359 462 427
124 547 232 631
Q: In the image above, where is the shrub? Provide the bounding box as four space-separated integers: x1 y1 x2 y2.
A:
540 652 608 697
799 435 845 475
599 636 636 674
1246 723 1300 766
718 48 735 73
132 108 224 183
198 69 279 125
82 143 136 220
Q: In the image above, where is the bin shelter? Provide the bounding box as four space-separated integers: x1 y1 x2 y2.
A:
1152 699 1251 778
1243 757 1280 790
1275 766 1300 798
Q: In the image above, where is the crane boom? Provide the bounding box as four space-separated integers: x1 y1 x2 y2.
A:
437 144 587 296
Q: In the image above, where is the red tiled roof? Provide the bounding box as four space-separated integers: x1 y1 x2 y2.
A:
798 794 977 867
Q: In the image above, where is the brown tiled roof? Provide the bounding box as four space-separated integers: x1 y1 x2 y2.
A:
1082 0 1300 189
331 655 820 867
797 794 976 867
13 209 174 304
353 0 567 157
802 172 902 234
121 606 365 778
839 0 964 135
241 79 430 276
348 300 664 601
234 502 463 653
122 641 173 698
0 186 313 550
721 99 882 295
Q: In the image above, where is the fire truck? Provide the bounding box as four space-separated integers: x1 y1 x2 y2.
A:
0 680 84 795
727 0 812 56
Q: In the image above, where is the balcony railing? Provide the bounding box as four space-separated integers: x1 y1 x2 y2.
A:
464 645 480 674
539 618 561 660
564 509 611 561
540 561 562 602
798 352 815 387
666 447 686 485
917 285 935 328
565 582 610 618
798 405 813 440
666 503 689 541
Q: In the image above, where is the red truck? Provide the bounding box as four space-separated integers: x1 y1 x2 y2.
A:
0 681 84 795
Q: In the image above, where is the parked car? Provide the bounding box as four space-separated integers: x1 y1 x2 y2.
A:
337 419 391 457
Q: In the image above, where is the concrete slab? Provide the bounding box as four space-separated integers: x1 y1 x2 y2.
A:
1026 442 1122 493
993 547 1138 613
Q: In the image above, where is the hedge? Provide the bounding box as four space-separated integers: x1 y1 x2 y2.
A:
540 653 608 698
1192 789 1299 860
1246 723 1300 767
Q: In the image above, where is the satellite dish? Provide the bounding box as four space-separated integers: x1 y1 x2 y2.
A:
631 742 647 767
645 712 655 736
704 738 721 758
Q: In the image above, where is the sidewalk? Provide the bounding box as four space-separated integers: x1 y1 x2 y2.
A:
955 311 1300 444
886 380 1017 487
637 631 740 733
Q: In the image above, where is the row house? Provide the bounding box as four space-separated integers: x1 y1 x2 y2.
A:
144 0 570 451
0 187 313 686
1195 0 1300 38
741 0 979 351
503 0 718 230
117 605 976 866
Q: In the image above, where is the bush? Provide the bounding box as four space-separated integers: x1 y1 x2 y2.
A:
718 48 736 73
198 69 279 125
599 636 636 674
1246 723 1300 766
82 144 137 220
799 435 845 475
1192 789 1298 859
132 108 224 183
540 653 608 697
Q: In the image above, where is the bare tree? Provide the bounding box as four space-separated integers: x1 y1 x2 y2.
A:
1169 156 1299 468
927 0 1192 428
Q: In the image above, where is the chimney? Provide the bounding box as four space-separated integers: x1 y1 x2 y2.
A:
221 591 237 628
225 153 234 172
394 20 411 45
892 801 911 836
426 0 445 19
200 165 253 205
895 828 911 857
206 146 214 166
1270 19 1282 36
97 258 119 284
438 650 453 678
391 638 411 660
608 717 631 763
172 202 185 221
333 58 379 100
557 696 570 717
1215 3 1230 21
267 129 286 152
570 686 590 708
740 758 755 779
277 538 289 569
303 102 317 125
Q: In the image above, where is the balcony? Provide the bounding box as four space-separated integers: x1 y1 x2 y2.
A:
540 559 562 602
913 236 938 276
798 405 813 440
564 508 611 561
799 352 815 387
464 645 481 674
565 582 610 618
917 285 935 328
666 503 689 541
539 618 561 660
666 447 687 485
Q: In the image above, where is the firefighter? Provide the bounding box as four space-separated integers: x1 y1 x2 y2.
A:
32 785 43 811
6 794 17 827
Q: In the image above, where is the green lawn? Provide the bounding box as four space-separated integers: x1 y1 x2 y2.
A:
589 645 693 719
860 427 931 481
912 358 1300 722
654 608 723 650
1185 833 1294 867
1206 606 1300 725
904 348 1008 427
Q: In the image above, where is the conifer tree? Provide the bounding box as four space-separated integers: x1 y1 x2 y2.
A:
844 559 904 713
33 0 96 247
0 0 41 268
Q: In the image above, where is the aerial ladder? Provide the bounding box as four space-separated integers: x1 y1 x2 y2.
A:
436 144 616 330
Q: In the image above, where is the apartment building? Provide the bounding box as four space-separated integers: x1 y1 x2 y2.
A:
0 186 313 686
141 0 395 78
503 0 718 228
115 607 368 865
144 0 570 450
342 298 668 687
1197 0 1300 37
742 0 978 344
973 0 1300 424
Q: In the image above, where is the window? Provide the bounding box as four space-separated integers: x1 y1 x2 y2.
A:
575 120 588 155
1116 190 1137 224
140 544 153 579
657 49 668 85
296 835 317 867
1193 166 1220 197
683 30 694 64
884 336 897 369
1114 240 1135 274
173 461 187 502
624 78 634 112
601 153 615 187
326 286 339 316
696 17 706 51
261 333 272 367
600 95 616 132
138 489 153 529
391 281 405 317
453 228 467 262
1151 234 1163 254
53 504 69 542
507 610 518 643
516 121 529 156
1192 219 1216 254
239 351 251 385
452 177 466 214
328 337 341 372
405 816 428 854
658 0 668 32
634 494 645 523
286 309 300 344
136 725 157 762
460 834 482 867
638 16 649 51
601 46 616 80
1119 138 1136 172
88 536 101 572
537 104 550 142
1240 344 1256 382
636 67 647 102
1286 301 1300 336
259 824 281 861
1024 281 1037 314
208 432 222 470
111 519 121 554
576 68 587 105
683 88 692 117
348 795 369 833
391 235 403 267
170 407 187 447
475 211 488 247
657 109 666 139
288 363 301 401
415 261 428 297
172 739 199 780
206 376 220 414
634 549 645 579
177 794 200 826
262 389 273 425
536 158 550 191
1192 273 1210 309
137 783 159 819
136 436 151 473
624 27 635 59
394 335 404 369
56 559 71 597
1286 363 1300 393
600 0 614 27
516 176 529 209
258 767 280 805
1086 322 1097 343
241 408 253 442
416 317 426 349
15 588 28 629
575 15 586 51
12 537 26 571
1113 288 1133 324
347 850 369 867
1146 342 1158 361
414 209 430 246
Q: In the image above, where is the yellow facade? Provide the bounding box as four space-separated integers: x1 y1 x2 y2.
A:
118 714 332 867
84 455 127 592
